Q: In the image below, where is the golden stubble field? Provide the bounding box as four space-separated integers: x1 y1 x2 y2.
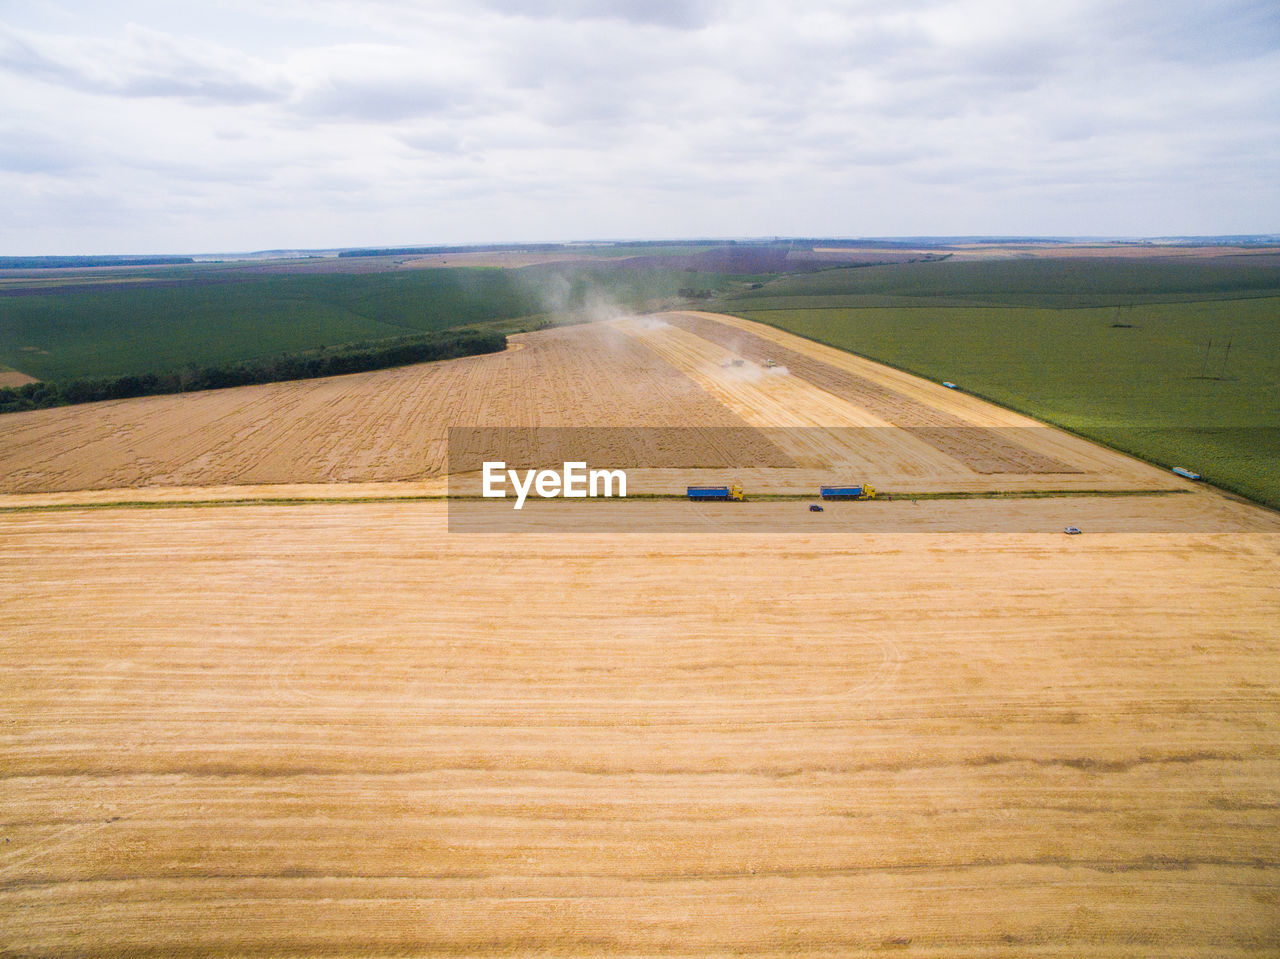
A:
0 370 37 389
0 311 1178 498
3 499 1279 957
2 312 1278 957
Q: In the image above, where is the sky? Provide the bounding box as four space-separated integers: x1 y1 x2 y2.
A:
1 0 1278 254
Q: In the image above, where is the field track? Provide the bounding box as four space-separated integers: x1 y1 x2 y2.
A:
2 311 1278 957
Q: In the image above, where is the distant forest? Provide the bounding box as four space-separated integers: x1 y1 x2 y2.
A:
0 329 505 415
0 256 195 269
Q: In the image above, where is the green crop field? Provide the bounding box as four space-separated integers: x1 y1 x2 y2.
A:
739 254 1280 304
0 262 753 383
716 256 1280 509
0 269 532 382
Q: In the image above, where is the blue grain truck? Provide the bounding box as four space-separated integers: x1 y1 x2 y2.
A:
819 484 877 500
686 484 745 501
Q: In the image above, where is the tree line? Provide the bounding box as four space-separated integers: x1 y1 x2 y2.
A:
0 328 506 415
0 255 195 269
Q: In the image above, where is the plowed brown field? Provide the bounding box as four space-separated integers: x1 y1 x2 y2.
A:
2 312 1278 958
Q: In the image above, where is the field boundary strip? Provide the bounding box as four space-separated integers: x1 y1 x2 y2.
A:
0 487 1192 514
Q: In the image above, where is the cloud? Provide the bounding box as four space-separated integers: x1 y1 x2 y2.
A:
478 0 718 29
399 130 466 155
1101 0 1280 64
0 130 85 175
292 77 463 122
0 0 1276 253
0 24 287 104
281 40 509 124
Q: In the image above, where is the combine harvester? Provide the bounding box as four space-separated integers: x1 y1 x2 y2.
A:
686 484 745 501
820 483 877 501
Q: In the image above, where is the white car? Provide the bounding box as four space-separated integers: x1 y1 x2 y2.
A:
1064 526 1082 535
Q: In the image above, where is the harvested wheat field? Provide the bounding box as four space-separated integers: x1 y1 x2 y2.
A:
0 370 36 389
0 312 1179 497
0 322 759 493
2 497 1279 957
2 311 1279 958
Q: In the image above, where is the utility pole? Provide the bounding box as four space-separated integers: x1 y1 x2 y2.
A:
1219 338 1233 380
1200 339 1212 379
